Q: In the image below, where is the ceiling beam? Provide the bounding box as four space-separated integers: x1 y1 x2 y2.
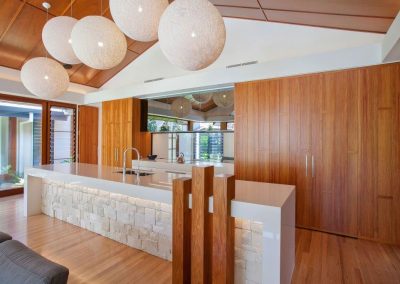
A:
382 12 400 63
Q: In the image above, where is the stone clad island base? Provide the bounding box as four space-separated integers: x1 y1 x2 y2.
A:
24 163 295 284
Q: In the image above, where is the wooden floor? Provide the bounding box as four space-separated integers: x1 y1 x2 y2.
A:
1 195 399 284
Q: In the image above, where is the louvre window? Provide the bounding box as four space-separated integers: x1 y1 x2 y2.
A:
49 106 76 164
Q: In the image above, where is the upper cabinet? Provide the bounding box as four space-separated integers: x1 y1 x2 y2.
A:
102 98 151 168
235 63 400 244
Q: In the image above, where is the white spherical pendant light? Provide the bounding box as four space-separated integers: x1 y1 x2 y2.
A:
171 97 192 118
158 0 226 71
71 16 127 70
212 92 233 108
192 93 212 104
42 16 81 65
21 57 69 99
110 0 168 42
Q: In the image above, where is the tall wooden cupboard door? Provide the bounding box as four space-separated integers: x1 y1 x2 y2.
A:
284 76 314 228
310 70 359 236
102 100 113 167
358 64 400 244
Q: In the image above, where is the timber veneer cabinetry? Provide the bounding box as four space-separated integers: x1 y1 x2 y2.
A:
235 63 400 243
102 98 151 168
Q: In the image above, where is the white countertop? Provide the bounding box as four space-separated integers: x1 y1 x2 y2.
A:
25 163 294 221
133 159 234 175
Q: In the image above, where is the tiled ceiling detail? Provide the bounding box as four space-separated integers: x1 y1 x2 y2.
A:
210 0 399 33
0 0 156 88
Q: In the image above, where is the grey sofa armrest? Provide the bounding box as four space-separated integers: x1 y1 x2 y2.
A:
0 240 69 284
0 232 12 243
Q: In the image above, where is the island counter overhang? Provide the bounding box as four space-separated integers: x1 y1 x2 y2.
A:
24 163 295 284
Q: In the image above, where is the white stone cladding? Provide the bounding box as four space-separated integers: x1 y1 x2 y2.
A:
41 179 263 283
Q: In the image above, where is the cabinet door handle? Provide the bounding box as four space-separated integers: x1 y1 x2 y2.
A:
305 155 308 177
312 155 315 178
116 148 119 162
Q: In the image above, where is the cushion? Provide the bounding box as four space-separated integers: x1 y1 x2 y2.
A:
0 240 69 284
0 232 12 243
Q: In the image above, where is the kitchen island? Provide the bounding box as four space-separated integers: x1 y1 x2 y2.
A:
24 163 295 284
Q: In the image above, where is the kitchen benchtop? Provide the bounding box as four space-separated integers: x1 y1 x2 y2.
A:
26 163 294 214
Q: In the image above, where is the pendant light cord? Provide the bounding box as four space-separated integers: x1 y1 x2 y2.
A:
70 0 73 17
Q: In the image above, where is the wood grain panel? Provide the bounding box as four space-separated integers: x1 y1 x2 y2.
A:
284 75 315 227
215 6 266 21
26 0 74 16
210 0 260 8
264 9 393 33
172 177 192 284
212 174 235 284
69 65 101 86
235 62 400 243
0 4 47 69
359 63 400 244
69 0 110 19
78 105 98 164
191 166 214 284
102 98 151 167
312 70 359 236
128 40 157 54
259 0 400 18
0 0 24 38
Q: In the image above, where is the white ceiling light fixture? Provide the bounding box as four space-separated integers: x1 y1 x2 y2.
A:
110 0 168 42
71 16 127 69
171 97 192 118
192 93 212 104
42 16 81 64
21 57 69 99
212 92 234 108
158 0 226 71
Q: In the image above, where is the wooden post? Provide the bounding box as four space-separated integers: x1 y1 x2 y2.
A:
212 174 235 284
191 166 214 284
173 178 192 284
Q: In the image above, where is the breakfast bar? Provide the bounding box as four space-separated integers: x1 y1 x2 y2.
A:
24 163 295 284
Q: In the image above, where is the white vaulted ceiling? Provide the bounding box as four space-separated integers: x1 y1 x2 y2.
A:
83 17 384 104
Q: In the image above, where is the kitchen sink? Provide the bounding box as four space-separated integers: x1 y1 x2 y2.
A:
114 170 154 176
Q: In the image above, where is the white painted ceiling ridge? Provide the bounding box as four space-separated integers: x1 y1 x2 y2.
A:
382 11 400 62
84 41 382 105
100 18 383 91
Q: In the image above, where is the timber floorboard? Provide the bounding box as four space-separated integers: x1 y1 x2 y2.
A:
0 195 399 283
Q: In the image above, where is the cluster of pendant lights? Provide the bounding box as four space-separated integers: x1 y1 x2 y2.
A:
20 0 226 99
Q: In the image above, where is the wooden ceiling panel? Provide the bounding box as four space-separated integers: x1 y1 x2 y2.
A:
215 6 266 21
69 65 101 86
265 10 394 33
129 40 157 54
0 0 24 37
209 0 260 8
259 0 400 18
0 4 47 69
25 0 73 16
86 50 139 87
71 0 109 19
